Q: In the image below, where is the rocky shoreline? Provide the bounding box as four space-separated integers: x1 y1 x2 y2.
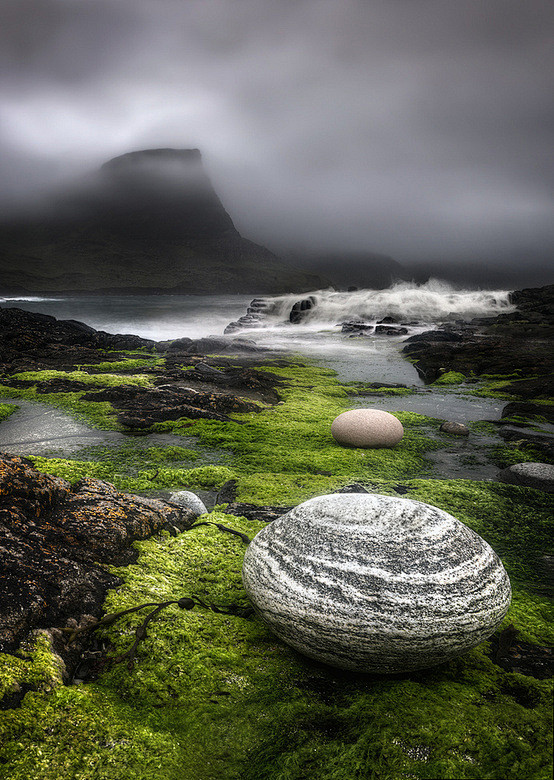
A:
402 284 554 388
0 284 552 779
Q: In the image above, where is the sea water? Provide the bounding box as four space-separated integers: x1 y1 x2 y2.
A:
0 279 514 386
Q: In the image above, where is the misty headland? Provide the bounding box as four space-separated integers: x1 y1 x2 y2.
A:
0 145 552 295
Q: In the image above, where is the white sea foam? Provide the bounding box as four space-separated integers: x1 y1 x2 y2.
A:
257 279 514 326
1 296 65 302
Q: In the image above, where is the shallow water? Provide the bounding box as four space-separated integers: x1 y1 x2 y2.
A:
0 398 207 457
0 293 252 341
351 390 504 423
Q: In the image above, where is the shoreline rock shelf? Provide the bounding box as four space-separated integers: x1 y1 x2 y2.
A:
242 493 511 673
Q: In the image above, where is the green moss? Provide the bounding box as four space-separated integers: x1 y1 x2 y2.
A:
433 371 466 386
12 369 153 388
345 383 413 396
28 455 235 492
0 402 17 422
488 443 554 468
150 366 441 504
1 512 551 780
0 632 65 702
1 361 552 780
83 357 164 373
469 421 499 436
26 442 207 490
468 374 546 401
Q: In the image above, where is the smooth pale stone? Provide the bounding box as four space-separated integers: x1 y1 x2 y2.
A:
331 409 404 448
169 490 207 515
499 462 554 493
242 493 511 673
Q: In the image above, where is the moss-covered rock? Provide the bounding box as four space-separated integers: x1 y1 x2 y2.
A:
433 371 466 385
0 402 17 423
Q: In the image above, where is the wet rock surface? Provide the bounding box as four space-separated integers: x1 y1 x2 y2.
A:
501 401 554 424
222 501 293 523
498 425 554 459
158 335 263 354
0 453 195 655
224 298 277 334
289 296 317 324
489 624 553 680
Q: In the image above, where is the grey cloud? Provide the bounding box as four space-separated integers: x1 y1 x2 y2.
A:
0 0 553 271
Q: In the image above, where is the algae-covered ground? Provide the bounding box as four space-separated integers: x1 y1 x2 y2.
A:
0 356 552 780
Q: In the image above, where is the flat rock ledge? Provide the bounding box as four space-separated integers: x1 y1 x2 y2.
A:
0 453 196 657
243 493 511 673
499 462 554 493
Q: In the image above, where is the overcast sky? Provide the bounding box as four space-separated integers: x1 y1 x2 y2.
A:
1 0 553 267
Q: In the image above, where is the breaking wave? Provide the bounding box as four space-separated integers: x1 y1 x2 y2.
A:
256 279 514 326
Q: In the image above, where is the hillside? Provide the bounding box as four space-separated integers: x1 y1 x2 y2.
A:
0 149 326 295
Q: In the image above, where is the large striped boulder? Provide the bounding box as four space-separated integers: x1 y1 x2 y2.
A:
242 493 511 673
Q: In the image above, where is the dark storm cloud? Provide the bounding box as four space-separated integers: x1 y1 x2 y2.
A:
0 0 553 267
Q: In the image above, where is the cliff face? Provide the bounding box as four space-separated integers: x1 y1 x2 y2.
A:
0 149 326 295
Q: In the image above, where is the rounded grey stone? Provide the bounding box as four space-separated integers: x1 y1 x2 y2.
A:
331 409 404 448
169 491 207 516
242 493 511 673
499 462 554 493
440 421 470 436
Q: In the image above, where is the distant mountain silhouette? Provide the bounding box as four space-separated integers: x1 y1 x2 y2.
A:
0 148 326 295
288 251 407 290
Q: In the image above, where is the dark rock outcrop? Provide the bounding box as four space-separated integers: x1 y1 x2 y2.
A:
501 401 554 424
81 383 262 429
0 307 155 372
340 320 374 335
223 502 293 523
161 336 262 355
374 324 408 336
224 298 277 334
289 296 317 324
0 453 195 655
404 329 466 344
402 284 554 384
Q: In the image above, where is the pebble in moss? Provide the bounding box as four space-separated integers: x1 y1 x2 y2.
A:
331 409 404 448
440 421 470 436
169 490 208 515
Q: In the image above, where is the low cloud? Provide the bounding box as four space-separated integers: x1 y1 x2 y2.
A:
0 0 553 269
